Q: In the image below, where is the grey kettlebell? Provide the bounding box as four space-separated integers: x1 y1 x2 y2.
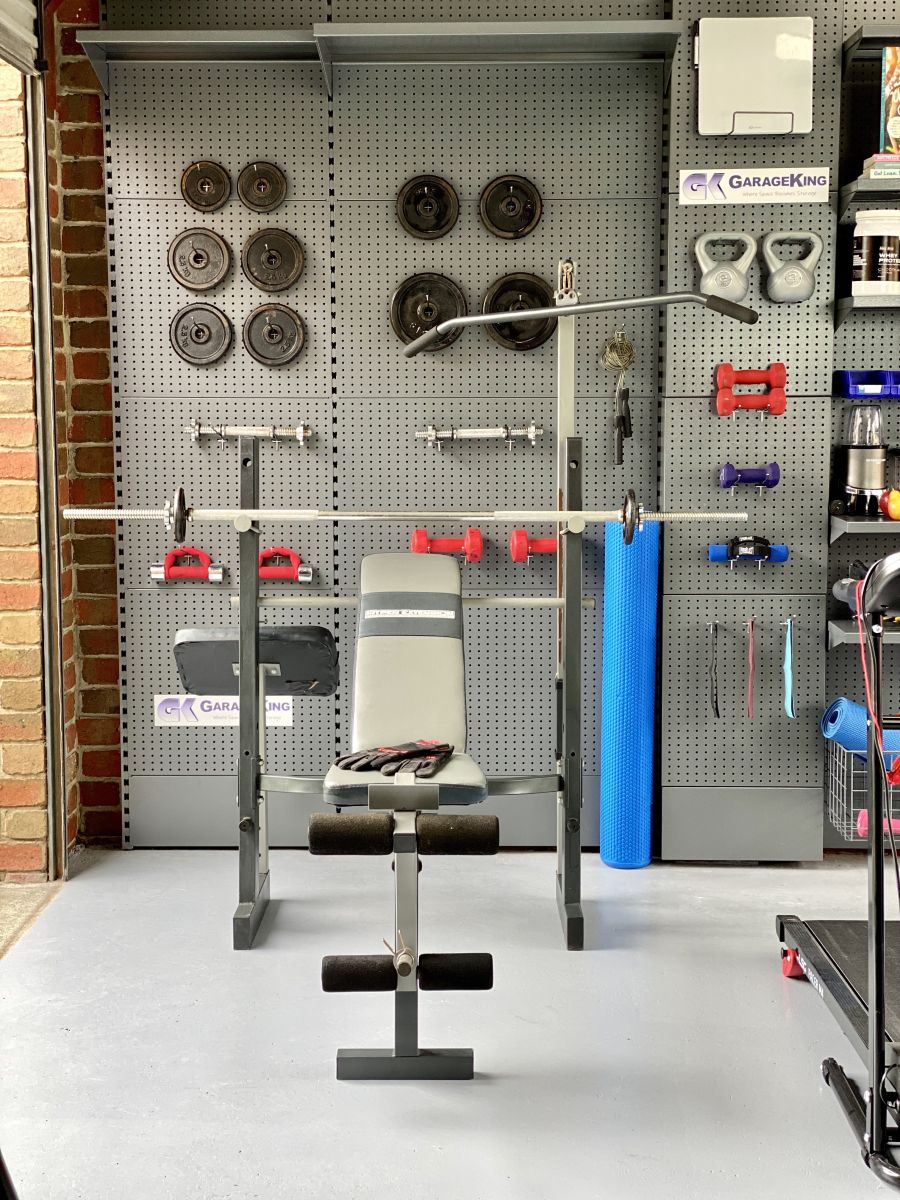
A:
695 232 757 303
762 231 823 303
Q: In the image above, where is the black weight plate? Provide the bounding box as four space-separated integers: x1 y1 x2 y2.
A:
479 174 542 239
168 228 231 291
180 161 231 212
237 162 287 212
396 174 459 239
170 304 233 365
241 228 305 292
390 273 467 351
243 303 305 366
482 273 555 351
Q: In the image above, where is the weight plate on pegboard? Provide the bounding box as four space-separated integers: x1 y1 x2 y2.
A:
390 273 467 351
242 303 305 366
479 174 542 239
396 174 459 239
241 228 305 292
481 273 555 351
237 162 287 212
167 228 231 291
169 303 233 365
180 161 231 212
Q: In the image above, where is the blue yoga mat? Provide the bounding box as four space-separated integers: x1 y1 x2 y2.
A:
821 696 900 756
600 521 660 869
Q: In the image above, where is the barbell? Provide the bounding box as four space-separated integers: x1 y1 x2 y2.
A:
63 487 747 547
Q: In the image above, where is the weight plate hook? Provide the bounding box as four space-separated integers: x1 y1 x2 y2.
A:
390 273 467 351
168 227 231 291
481 273 555 351
170 303 233 365
396 174 459 239
479 174 542 239
180 160 231 212
243 303 305 366
241 228 305 292
237 161 287 212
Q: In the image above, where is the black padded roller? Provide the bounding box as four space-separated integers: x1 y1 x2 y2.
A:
322 954 397 992
416 813 500 855
308 812 394 855
418 953 493 991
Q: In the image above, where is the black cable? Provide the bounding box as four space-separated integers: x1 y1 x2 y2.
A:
707 621 719 718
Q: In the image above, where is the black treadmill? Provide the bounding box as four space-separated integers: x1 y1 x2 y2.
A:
778 551 900 1188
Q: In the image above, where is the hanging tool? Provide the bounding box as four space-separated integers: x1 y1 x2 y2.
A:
745 617 756 720
707 620 720 718
708 536 789 567
601 330 635 466
783 615 796 718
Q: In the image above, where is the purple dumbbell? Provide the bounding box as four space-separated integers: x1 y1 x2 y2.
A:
719 462 781 490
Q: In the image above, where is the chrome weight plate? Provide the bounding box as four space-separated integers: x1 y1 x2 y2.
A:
237 161 287 212
243 303 305 366
396 174 459 239
170 304 233 365
168 228 231 291
180 161 231 212
482 273 556 351
390 273 467 351
241 228 305 292
479 174 542 239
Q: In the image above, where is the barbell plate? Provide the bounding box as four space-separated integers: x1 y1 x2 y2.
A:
242 303 305 366
237 161 287 212
390 272 467 351
169 304 233 366
168 228 231 291
396 174 459 240
482 273 556 351
180 160 231 212
479 174 542 239
241 228 304 292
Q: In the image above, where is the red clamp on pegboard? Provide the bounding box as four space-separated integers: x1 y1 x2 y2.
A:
509 529 557 563
715 361 787 416
258 547 313 583
410 528 484 563
150 547 226 584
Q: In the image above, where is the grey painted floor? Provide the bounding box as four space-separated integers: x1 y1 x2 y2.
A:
0 849 891 1199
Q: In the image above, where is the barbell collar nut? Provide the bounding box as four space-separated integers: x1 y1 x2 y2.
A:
566 516 586 535
238 816 254 833
234 514 253 534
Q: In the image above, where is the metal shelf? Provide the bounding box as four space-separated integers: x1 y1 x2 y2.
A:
311 19 685 96
835 294 900 329
839 176 900 224
843 25 900 70
828 619 900 649
830 515 900 543
76 29 318 93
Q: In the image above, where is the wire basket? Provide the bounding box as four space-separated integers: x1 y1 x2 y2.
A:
827 740 900 843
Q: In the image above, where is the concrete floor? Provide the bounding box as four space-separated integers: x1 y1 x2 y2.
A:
0 880 60 958
0 849 891 1199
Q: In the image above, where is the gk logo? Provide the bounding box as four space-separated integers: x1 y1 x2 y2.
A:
682 171 726 200
156 696 198 722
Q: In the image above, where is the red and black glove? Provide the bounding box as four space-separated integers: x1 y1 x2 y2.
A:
334 740 451 772
380 745 454 779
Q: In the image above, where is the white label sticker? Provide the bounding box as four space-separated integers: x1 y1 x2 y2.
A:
366 608 455 620
678 167 829 205
154 695 294 726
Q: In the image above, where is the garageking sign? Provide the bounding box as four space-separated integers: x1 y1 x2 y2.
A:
154 695 294 726
679 168 829 205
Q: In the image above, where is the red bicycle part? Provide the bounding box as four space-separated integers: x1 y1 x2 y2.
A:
163 547 213 581
716 361 787 389
410 527 484 564
259 546 303 581
781 946 805 979
509 529 558 563
716 387 787 417
855 810 900 839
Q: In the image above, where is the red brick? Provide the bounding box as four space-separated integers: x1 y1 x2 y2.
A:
68 477 113 505
79 808 121 841
80 687 118 715
0 449 36 480
66 811 76 846
69 413 111 442
79 779 119 807
79 626 118 656
71 350 109 380
62 192 105 223
64 291 107 321
75 564 116 593
60 125 104 158
73 444 112 475
0 715 44 742
0 582 40 609
61 224 105 255
64 254 107 287
74 595 116 625
58 61 101 96
0 840 46 871
63 660 75 691
69 319 109 350
0 645 40 674
54 0 100 24
56 93 101 125
0 417 35 447
75 715 118 745
82 748 120 777
0 778 44 808
72 536 113 566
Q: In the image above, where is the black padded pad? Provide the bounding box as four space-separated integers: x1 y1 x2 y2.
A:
174 627 338 697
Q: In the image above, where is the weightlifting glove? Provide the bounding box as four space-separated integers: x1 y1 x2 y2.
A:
380 745 454 779
334 739 452 773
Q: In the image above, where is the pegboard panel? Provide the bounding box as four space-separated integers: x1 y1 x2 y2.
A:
332 62 663 200
661 595 825 787
335 200 660 398
108 63 329 200
663 200 836 397
104 1 325 25
842 0 900 26
665 0 843 191
121 590 337 778
835 314 900 372
332 0 663 18
661 394 829 595
111 201 330 397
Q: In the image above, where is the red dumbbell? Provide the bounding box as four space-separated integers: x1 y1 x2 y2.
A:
510 529 558 563
411 527 484 564
258 546 313 583
716 362 787 389
716 387 787 417
150 547 225 583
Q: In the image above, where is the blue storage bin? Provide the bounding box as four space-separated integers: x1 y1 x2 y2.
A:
833 369 894 399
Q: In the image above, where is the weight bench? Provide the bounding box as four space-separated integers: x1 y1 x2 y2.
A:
309 553 498 1080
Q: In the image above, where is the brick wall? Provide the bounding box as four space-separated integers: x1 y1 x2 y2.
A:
0 63 47 881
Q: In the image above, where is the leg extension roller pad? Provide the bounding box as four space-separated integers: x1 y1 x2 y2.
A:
416 813 500 855
308 812 394 855
418 953 494 991
322 954 398 992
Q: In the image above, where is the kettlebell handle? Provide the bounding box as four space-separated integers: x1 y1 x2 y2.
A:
762 231 823 273
695 231 757 275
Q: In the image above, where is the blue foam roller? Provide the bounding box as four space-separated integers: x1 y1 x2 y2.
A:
600 521 660 868
821 696 900 756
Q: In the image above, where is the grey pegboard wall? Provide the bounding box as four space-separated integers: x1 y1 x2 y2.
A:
104 1 325 29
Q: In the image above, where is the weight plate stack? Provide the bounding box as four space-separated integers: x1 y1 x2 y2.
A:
237 162 287 212
180 161 231 212
396 175 459 239
168 228 231 291
482 273 556 351
170 304 233 365
390 273 467 351
479 174 542 239
243 303 305 366
241 228 305 292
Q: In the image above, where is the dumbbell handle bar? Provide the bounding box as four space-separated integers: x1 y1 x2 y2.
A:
188 420 311 445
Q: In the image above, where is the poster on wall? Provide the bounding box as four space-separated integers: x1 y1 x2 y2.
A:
678 168 829 204
154 695 294 727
